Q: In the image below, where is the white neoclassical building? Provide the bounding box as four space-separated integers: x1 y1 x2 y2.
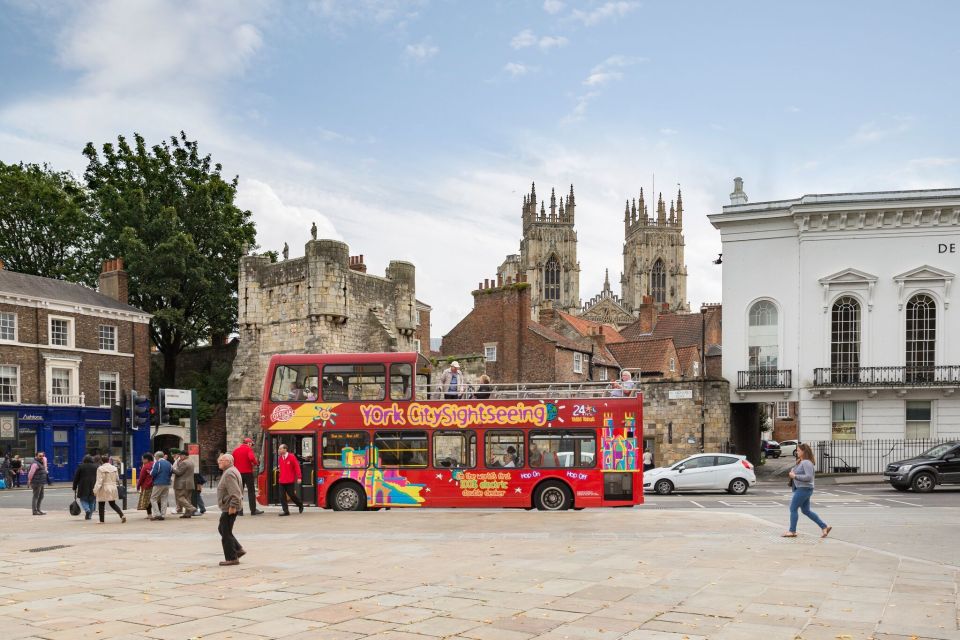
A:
710 180 960 449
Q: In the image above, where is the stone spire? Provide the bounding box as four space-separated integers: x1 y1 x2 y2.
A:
603 268 611 293
676 188 683 227
669 200 675 225
657 192 666 225
550 188 557 218
567 184 576 222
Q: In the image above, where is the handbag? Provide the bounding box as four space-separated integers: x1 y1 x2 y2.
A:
788 477 794 489
69 493 81 516
117 484 127 500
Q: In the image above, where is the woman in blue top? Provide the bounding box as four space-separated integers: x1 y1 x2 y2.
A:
783 443 832 538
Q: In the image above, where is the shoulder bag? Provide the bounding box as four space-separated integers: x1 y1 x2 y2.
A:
69 492 81 516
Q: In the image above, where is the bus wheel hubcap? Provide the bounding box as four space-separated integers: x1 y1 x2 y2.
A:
543 488 564 509
339 490 358 509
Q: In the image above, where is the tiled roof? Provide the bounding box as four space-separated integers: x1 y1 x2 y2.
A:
0 269 149 316
607 338 676 374
556 311 626 343
528 322 592 353
620 312 704 347
676 345 701 375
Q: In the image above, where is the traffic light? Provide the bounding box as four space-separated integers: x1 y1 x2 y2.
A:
130 389 150 431
160 401 171 425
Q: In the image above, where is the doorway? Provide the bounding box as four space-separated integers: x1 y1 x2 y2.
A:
267 433 317 506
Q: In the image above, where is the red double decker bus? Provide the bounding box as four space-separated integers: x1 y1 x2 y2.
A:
257 352 643 511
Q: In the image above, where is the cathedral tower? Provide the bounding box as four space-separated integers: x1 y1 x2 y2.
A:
621 187 689 313
501 182 581 319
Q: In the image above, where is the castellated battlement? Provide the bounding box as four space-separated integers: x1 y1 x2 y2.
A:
227 237 419 445
624 187 684 239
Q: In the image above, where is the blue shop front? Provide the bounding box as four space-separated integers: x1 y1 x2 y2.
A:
2 406 151 482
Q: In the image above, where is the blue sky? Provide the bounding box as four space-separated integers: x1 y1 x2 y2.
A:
2 0 959 337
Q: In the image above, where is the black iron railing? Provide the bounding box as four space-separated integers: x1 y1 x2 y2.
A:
811 438 954 474
737 369 792 390
813 366 960 387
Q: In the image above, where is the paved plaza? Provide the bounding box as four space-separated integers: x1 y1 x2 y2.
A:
0 497 957 640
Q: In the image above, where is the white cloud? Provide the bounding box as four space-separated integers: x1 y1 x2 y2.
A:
543 0 565 14
851 116 914 144
405 39 439 61
504 62 536 77
567 56 644 121
572 1 639 26
906 157 957 168
236 180 342 254
660 128 678 136
511 29 569 51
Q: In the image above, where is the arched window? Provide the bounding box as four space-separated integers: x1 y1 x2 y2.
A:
650 259 666 303
544 256 560 301
747 300 778 386
831 296 861 383
906 294 935 383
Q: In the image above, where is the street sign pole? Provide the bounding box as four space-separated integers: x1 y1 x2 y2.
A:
121 390 129 510
190 389 198 444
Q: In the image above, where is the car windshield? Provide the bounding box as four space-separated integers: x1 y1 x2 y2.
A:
920 443 956 458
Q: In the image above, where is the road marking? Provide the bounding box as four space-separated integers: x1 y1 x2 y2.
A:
689 500 705 509
882 498 922 507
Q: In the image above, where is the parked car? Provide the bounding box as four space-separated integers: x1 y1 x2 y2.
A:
761 440 781 458
884 442 960 492
779 440 799 457
643 453 756 495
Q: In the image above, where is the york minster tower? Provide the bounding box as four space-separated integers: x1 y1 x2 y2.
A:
498 183 581 319
621 188 689 313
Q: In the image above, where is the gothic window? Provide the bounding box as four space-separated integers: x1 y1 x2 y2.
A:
831 296 861 383
650 259 666 303
906 294 935 383
544 256 560 301
747 300 778 386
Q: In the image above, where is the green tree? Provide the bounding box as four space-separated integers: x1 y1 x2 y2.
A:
83 132 257 386
0 162 101 285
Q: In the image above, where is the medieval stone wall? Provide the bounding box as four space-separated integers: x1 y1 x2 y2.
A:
639 377 731 467
226 239 419 444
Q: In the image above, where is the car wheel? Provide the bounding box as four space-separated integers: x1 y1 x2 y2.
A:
330 482 367 511
728 478 749 495
773 452 780 458
654 479 674 495
891 484 910 492
534 481 572 511
911 472 936 493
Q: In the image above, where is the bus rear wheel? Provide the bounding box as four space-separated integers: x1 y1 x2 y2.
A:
330 482 366 511
534 481 573 511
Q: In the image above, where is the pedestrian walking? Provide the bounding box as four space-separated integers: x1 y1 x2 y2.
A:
27 452 48 515
11 454 22 487
0 453 11 489
215 454 246 566
192 468 207 515
93 455 126 524
783 443 831 538
150 451 173 520
72 455 99 520
172 451 197 518
137 453 155 519
276 444 304 516
231 437 263 516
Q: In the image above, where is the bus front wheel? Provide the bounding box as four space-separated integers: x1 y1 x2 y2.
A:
330 482 367 511
534 481 573 511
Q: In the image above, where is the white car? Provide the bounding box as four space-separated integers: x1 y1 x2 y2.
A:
643 453 756 495
779 440 799 457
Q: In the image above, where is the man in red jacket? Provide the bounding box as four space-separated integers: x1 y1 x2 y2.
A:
276 443 304 516
230 438 263 516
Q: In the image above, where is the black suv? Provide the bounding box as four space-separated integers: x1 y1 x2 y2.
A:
761 440 781 459
884 442 960 492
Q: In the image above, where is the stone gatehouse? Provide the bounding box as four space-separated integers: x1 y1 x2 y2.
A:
226 239 420 444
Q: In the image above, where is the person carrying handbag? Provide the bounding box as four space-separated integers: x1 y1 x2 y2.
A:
783 443 831 539
93 455 126 524
72 455 99 520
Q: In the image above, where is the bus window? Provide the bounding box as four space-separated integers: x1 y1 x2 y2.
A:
271 364 319 403
433 431 476 468
485 430 523 468
323 364 385 402
374 431 428 468
390 363 412 401
530 430 597 468
322 432 369 469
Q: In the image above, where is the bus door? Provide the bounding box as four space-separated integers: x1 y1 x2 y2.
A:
267 433 317 506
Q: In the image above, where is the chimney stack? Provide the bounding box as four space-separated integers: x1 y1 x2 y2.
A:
98 258 129 305
348 254 367 273
730 177 748 205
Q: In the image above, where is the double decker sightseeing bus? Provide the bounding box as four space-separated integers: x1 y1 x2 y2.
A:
257 352 643 511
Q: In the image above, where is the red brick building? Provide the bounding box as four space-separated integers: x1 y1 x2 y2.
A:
0 259 152 480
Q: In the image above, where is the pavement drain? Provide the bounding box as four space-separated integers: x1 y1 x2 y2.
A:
26 544 71 553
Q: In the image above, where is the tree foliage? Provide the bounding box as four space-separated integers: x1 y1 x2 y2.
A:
83 132 257 385
0 162 102 285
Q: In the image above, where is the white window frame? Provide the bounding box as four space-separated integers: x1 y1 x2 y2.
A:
692 360 700 377
44 355 82 405
573 352 583 374
98 372 119 408
776 401 790 419
0 312 16 342
668 358 676 373
48 315 75 348
413 339 422 354
0 364 20 404
484 343 498 363
598 367 608 382
905 400 933 439
98 325 118 352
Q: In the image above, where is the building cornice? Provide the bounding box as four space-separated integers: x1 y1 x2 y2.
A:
0 292 151 324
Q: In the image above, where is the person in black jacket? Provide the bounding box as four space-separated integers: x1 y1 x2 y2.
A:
72 455 99 520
